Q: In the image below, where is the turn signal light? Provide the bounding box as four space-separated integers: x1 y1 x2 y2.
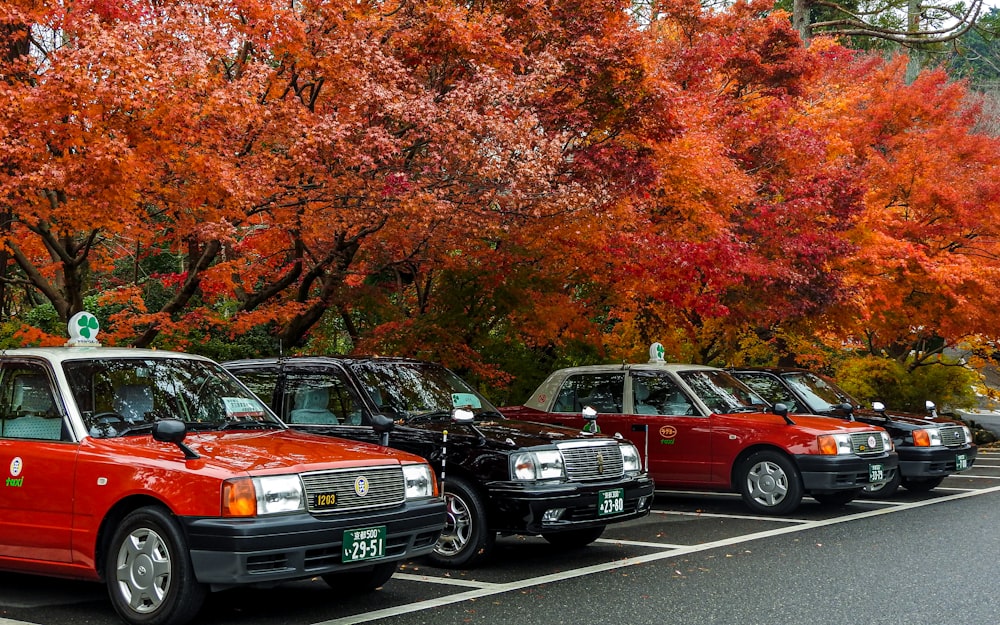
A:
817 435 839 455
912 430 930 446
222 478 257 517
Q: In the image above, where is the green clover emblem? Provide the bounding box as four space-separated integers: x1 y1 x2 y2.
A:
76 313 100 338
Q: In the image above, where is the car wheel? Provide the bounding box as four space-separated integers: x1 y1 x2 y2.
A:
106 506 206 625
737 450 804 515
860 469 901 498
322 561 397 593
901 476 945 492
428 476 495 568
813 488 862 506
542 526 605 549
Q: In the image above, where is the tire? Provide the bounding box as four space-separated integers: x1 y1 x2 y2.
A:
901 476 945 493
813 488 862 506
737 450 804 515
322 561 397 593
860 469 901 498
427 476 495 568
105 506 207 625
542 526 605 549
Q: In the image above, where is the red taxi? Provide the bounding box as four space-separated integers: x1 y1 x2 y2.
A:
500 344 899 514
0 313 444 625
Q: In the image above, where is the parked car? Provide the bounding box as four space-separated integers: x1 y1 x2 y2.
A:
223 356 655 568
0 313 444 625
499 344 899 515
728 367 976 497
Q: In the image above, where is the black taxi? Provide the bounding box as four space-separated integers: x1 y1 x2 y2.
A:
224 356 654 568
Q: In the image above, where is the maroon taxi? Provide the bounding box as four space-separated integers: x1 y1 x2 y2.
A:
500 344 899 514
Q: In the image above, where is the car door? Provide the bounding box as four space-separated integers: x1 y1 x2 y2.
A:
628 371 713 486
0 361 76 563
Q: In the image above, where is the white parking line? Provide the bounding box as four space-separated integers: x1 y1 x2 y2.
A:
595 538 687 549
314 483 1000 625
393 573 503 589
651 509 812 524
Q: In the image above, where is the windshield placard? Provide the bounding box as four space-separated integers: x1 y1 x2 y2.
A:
451 393 482 410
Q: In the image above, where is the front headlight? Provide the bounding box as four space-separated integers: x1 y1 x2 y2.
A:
881 431 894 451
962 426 973 445
402 463 436 499
620 443 642 472
817 433 853 455
223 475 305 516
511 449 565 480
913 428 943 447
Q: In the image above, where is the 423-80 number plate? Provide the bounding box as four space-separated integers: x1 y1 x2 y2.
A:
342 526 386 563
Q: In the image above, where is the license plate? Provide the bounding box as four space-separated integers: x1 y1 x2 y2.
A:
869 463 884 483
598 488 625 516
342 526 386 563
956 454 968 471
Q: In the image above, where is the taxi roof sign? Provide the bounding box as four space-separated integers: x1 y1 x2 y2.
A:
648 342 665 363
65 311 101 347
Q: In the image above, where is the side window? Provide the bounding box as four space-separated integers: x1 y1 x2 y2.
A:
234 370 279 410
552 373 624 414
283 371 364 426
0 364 65 441
735 373 798 412
633 374 698 416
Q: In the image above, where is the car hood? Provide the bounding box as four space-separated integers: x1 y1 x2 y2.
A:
743 412 887 434
88 429 421 474
851 409 962 429
402 417 617 450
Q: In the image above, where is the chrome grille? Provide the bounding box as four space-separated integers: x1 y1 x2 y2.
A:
557 440 624 480
850 431 885 455
300 465 405 513
939 426 967 447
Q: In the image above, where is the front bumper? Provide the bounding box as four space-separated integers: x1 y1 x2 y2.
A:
180 498 445 587
898 445 977 478
485 474 655 535
793 453 899 493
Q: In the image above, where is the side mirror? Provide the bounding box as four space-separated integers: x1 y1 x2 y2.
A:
872 401 886 412
452 408 475 423
926 400 937 418
371 413 395 446
772 403 789 419
152 419 199 459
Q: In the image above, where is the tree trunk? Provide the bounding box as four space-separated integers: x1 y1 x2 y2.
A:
793 0 812 45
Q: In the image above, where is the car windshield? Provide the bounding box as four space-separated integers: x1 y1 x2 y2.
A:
678 370 767 414
348 361 500 421
63 357 276 438
781 371 855 412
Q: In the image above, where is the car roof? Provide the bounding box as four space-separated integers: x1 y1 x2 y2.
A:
1 346 212 365
224 355 430 367
545 362 721 376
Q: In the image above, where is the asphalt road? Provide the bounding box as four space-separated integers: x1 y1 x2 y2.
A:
2 450 999 625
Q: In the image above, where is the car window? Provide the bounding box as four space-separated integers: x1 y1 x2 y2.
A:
732 372 800 412
552 373 624 414
347 361 498 420
781 372 854 412
283 370 364 425
0 364 65 441
678 370 765 414
632 373 699 416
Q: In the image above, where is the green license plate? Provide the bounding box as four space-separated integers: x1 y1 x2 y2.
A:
956 454 968 471
598 488 625 516
869 463 884 483
342 526 387 563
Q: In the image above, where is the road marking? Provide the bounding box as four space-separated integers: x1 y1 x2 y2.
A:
393 573 502 589
595 538 687 549
651 509 812 524
314 483 1000 625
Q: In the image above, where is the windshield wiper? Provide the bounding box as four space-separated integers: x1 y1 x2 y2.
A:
217 419 284 431
115 423 157 437
406 410 453 423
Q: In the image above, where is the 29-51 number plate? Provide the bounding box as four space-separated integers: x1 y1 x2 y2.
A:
342 526 386 563
598 488 625 516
